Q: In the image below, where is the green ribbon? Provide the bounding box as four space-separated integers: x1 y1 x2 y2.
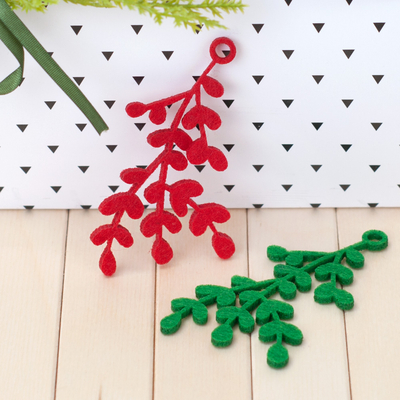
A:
0 0 108 134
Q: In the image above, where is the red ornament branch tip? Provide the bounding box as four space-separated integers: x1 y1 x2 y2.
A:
91 37 237 276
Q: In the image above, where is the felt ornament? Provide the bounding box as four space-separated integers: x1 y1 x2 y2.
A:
91 37 237 275
161 230 388 369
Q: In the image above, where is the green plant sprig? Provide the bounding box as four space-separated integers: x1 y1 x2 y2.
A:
160 230 388 368
9 0 246 32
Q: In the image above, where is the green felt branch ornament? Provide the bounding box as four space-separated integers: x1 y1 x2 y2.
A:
161 230 388 369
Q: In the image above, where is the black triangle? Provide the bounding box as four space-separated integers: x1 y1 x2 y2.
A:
106 145 117 153
282 184 292 191
343 49 355 59
374 22 385 32
312 75 324 84
253 122 264 130
313 23 324 32
312 122 323 130
73 77 85 86
162 51 173 60
78 166 89 173
370 165 380 172
51 186 61 193
131 25 143 34
252 75 264 84
17 124 28 132
45 101 56 110
135 123 146 131
81 205 91 210
340 184 350 191
310 203 321 208
373 75 384 84
102 51 113 61
253 204 263 208
224 185 235 192
371 122 382 131
108 186 119 192
222 50 231 57
195 165 205 172
76 123 87 131
192 76 200 82
346 0 353 4
223 144 235 152
48 52 53 57
133 76 144 85
144 204 149 209
282 99 294 108
136 165 148 169
20 166 31 174
24 205 34 210
71 25 82 35
20 77 25 86
104 100 115 109
253 165 264 172
223 99 234 108
252 24 264 33
284 0 292 5
311 165 322 172
0 187 3 193
341 144 352 152
283 50 294 59
48 145 59 153
368 203 378 208
282 144 293 152
195 24 203 34
342 99 353 108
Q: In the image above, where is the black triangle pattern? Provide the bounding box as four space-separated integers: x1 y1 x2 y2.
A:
282 144 293 152
313 23 324 32
284 0 292 5
370 165 380 172
106 145 117 153
282 99 293 108
136 165 147 169
223 100 234 108
224 185 234 192
373 75 384 84
51 186 61 193
81 205 91 209
253 165 264 172
0 187 3 193
109 186 119 192
195 165 205 172
135 123 146 131
340 184 350 191
346 0 353 4
313 75 324 84
374 22 385 32
223 144 234 152
71 25 82 35
78 166 89 173
45 101 56 110
48 145 59 153
20 166 31 174
252 75 264 84
17 124 28 132
131 25 143 34
371 122 382 131
102 52 113 61
162 51 174 60
104 100 115 109
311 165 322 172
310 203 321 208
341 144 352 152
283 50 294 59
24 205 34 210
312 122 323 130
73 77 85 86
282 184 292 191
76 123 87 131
342 99 353 108
253 204 263 208
368 203 378 208
253 122 264 130
133 76 144 85
252 24 264 33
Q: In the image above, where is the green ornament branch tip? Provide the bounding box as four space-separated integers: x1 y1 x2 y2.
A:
160 230 388 369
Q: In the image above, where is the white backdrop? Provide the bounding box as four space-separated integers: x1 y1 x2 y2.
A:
1 0 400 209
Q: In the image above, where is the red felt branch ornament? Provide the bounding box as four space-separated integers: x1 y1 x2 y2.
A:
91 37 237 276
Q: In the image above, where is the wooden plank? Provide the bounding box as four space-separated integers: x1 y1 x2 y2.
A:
0 210 67 400
55 210 155 400
154 210 252 400
248 209 351 400
336 208 400 400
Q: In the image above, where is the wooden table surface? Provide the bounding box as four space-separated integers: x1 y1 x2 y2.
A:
0 208 398 400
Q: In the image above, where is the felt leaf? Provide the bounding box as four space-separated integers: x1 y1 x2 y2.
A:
285 252 304 267
98 192 144 219
195 285 236 308
149 104 167 124
147 128 173 148
169 180 204 217
274 264 312 292
160 312 183 335
239 290 266 310
267 343 289 369
259 320 303 346
231 275 256 287
216 307 255 333
99 247 117 276
314 282 354 310
256 299 294 325
315 263 354 285
187 138 209 165
120 167 149 186
182 105 221 130
173 128 193 151
90 224 114 246
144 182 165 204
212 323 233 347
267 245 289 262
212 232 235 259
124 194 145 220
362 230 388 251
201 76 224 98
276 279 297 300
126 101 147 118
189 203 230 236
208 146 228 171
141 211 182 237
165 150 188 171
113 225 134 248
170 298 208 325
152 237 173 264
345 248 365 269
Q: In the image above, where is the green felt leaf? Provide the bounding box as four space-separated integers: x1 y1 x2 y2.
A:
160 312 183 335
315 263 353 285
259 320 303 346
195 285 236 308
345 248 365 269
274 264 312 292
256 299 294 325
171 298 208 324
216 306 255 333
239 290 265 310
277 279 297 300
267 245 288 262
362 230 388 251
211 324 233 347
267 343 289 369
285 252 304 267
231 275 256 287
314 282 354 310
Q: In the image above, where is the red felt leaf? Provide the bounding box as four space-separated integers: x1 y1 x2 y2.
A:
208 146 228 171
166 150 188 171
124 194 144 220
169 179 204 217
120 167 149 186
162 211 182 234
99 247 117 276
201 76 224 98
189 203 231 236
147 129 172 148
173 129 193 151
114 225 134 247
212 232 235 259
187 138 210 165
98 192 144 220
182 105 221 130
149 105 167 125
141 211 182 237
126 102 147 118
90 224 114 246
152 237 173 265
144 182 165 204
